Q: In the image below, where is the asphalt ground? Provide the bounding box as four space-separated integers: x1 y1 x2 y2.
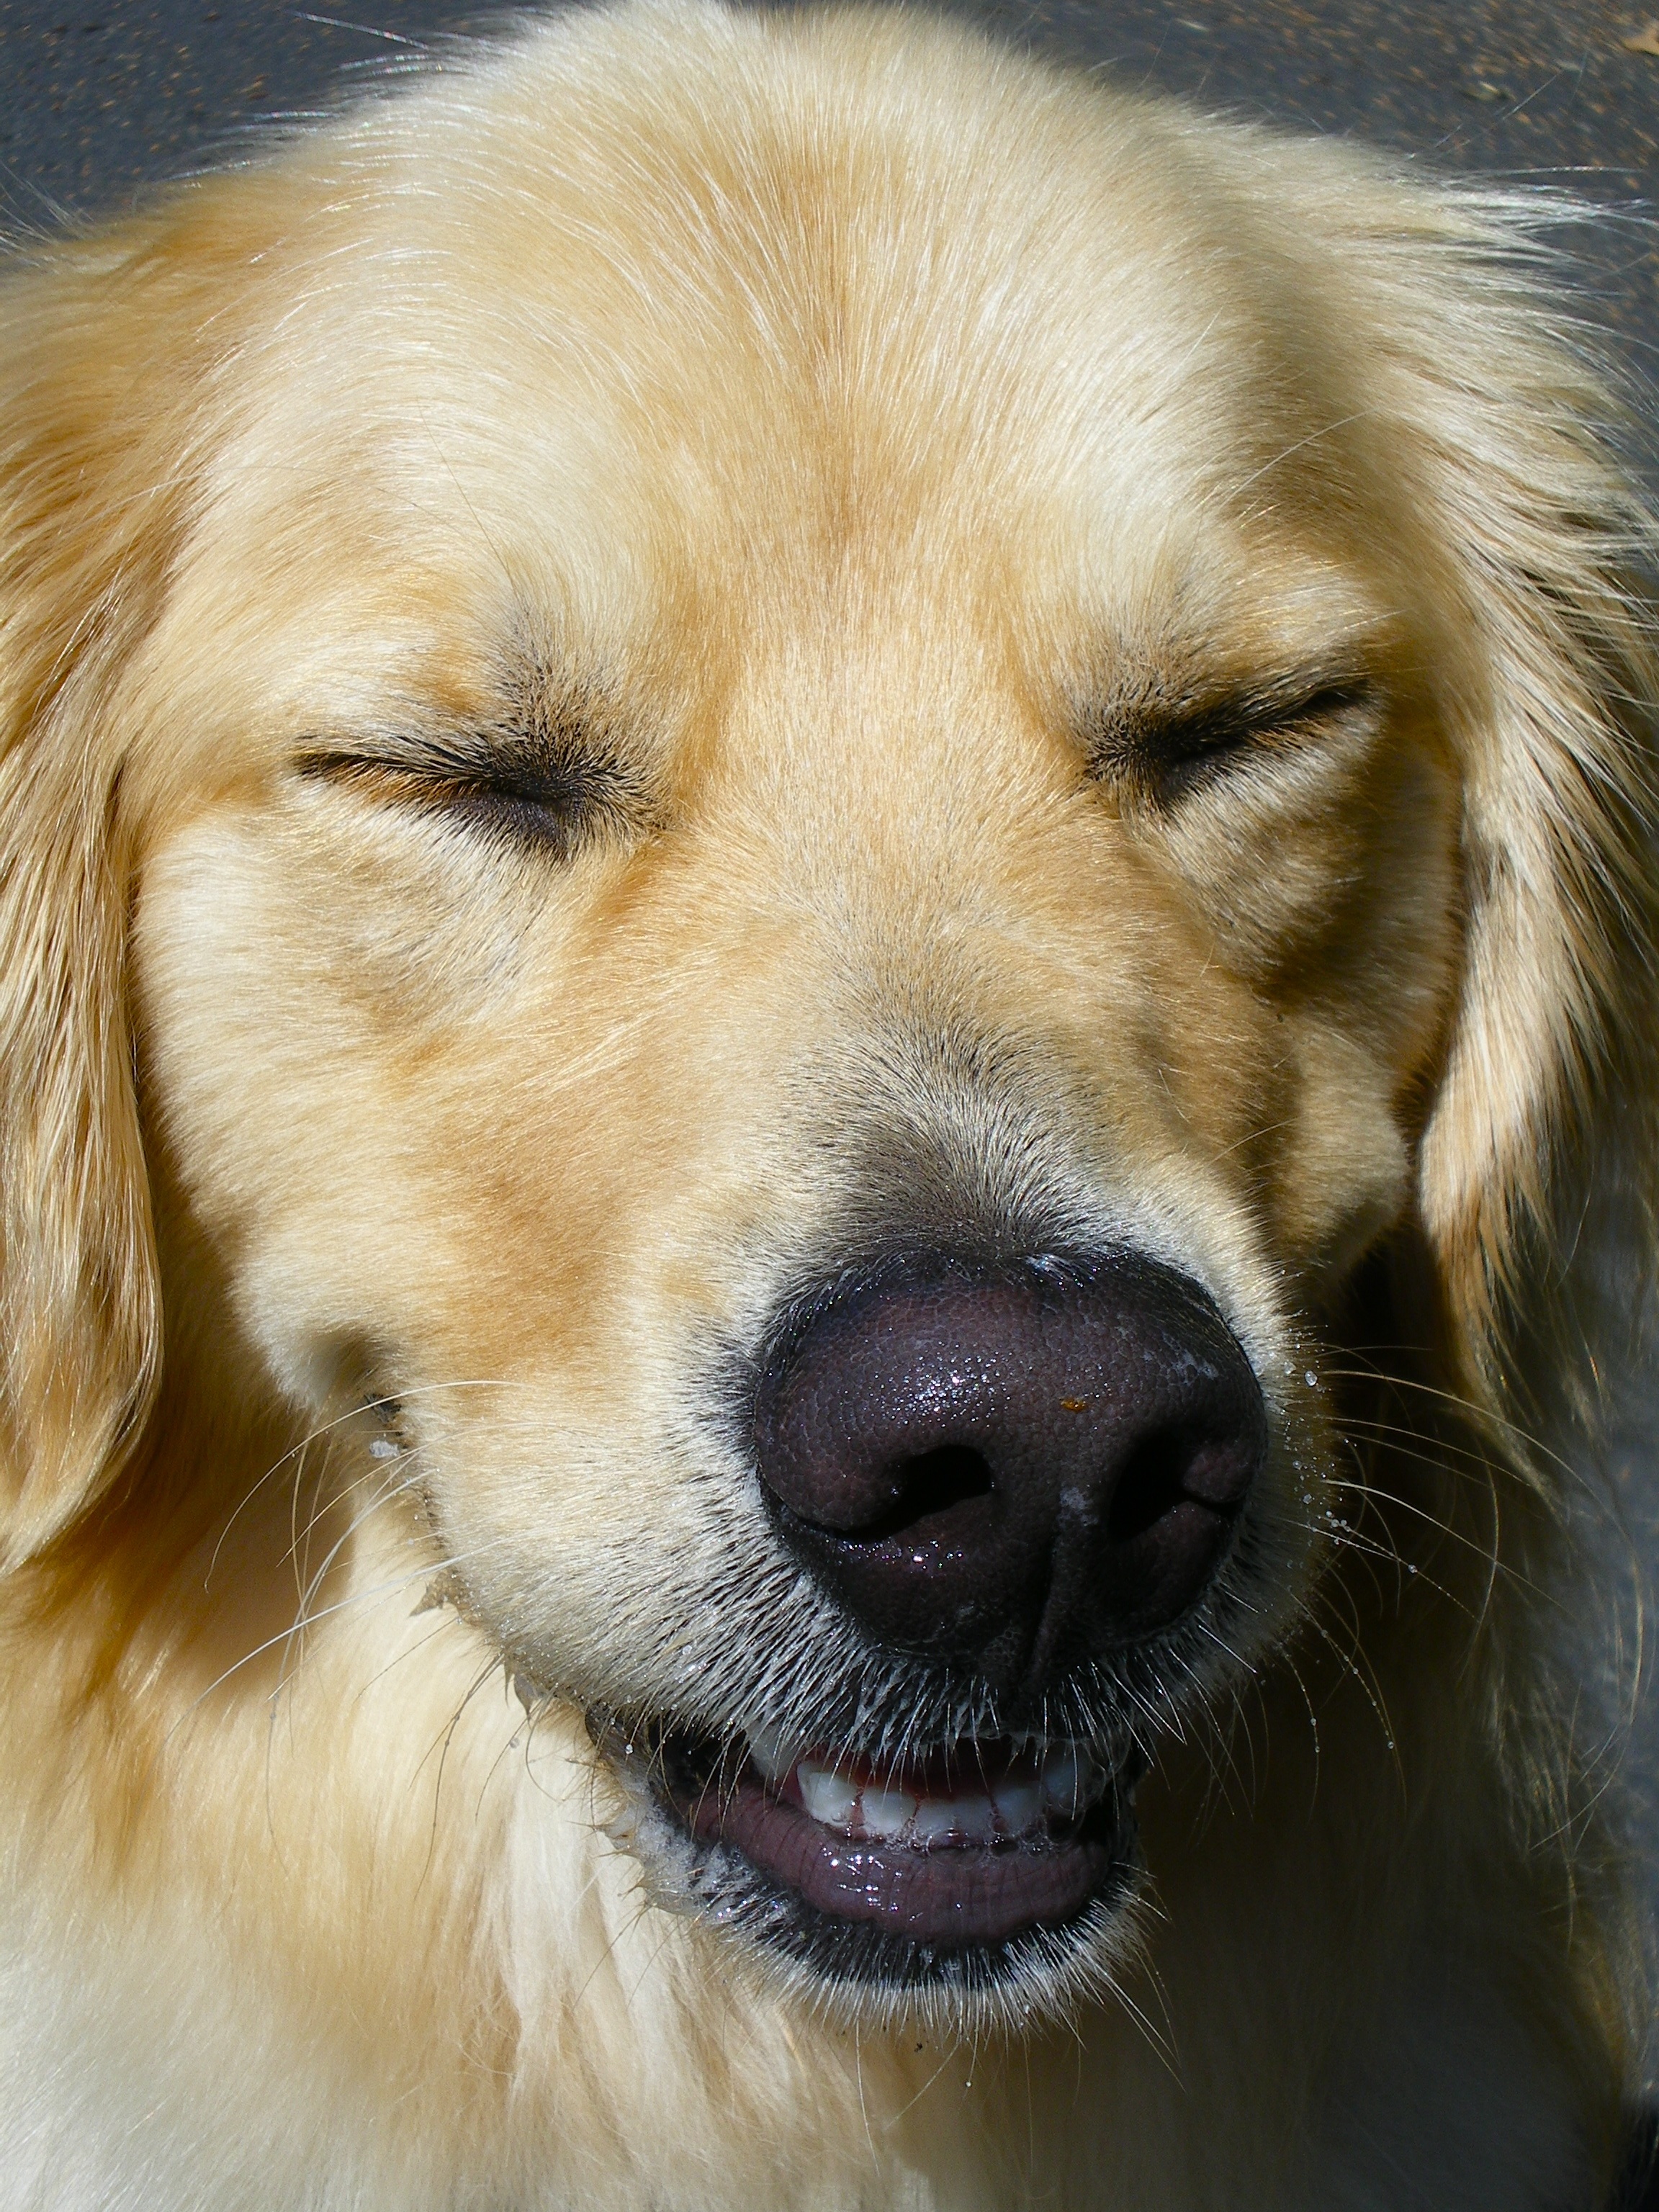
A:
4 0 1659 2178
4 0 1659 360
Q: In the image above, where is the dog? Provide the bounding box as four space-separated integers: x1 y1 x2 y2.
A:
0 2 1655 2203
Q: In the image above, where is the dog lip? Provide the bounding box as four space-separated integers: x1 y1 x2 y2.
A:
691 1772 1120 1945
653 1730 1138 1949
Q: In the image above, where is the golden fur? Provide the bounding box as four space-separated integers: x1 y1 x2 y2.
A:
0 3 1655 2203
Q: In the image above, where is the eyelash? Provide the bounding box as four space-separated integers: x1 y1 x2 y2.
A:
296 746 633 858
1096 682 1372 801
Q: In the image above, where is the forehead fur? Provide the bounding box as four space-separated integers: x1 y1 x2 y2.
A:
117 0 1429 772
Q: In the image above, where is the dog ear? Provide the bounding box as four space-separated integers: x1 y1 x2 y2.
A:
0 225 206 1565
1357 190 1659 1442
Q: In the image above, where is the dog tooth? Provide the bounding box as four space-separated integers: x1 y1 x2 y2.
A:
911 1797 963 1843
990 1779 1040 1835
859 1784 920 1836
1038 1748 1087 1814
798 1762 860 1830
1038 1750 1076 1809
744 1725 799 1784
943 1791 993 1840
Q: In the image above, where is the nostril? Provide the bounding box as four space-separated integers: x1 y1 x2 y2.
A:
1104 1433 1191 1545
827 1444 996 1544
892 1443 995 1524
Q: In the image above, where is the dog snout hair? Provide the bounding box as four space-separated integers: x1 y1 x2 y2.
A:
750 1250 1267 1696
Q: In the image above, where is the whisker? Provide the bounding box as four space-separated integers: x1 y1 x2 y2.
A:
174 1534 516 1730
1303 1596 1403 1784
415 1654 514 1887
205 1377 516 1588
1318 1367 1571 1475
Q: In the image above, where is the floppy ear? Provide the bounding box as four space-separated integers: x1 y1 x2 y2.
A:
1346 186 1659 1447
0 222 207 1565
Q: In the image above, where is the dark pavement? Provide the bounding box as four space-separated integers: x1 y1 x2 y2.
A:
3 1 1659 363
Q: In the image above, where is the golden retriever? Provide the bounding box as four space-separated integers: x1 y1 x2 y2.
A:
0 3 1654 2204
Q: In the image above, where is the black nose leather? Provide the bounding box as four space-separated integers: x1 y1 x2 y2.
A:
752 1253 1266 1693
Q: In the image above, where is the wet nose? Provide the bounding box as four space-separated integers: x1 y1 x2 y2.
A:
751 1253 1266 1694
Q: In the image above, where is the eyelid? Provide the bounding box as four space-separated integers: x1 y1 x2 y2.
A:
1161 675 1373 747
1244 676 1374 733
295 737 598 785
1090 674 1375 796
293 738 639 850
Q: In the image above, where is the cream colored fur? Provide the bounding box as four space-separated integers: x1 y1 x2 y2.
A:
0 4 1655 2205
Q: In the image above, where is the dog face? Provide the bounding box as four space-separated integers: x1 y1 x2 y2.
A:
1 0 1653 2078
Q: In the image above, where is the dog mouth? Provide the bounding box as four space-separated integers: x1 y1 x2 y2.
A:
593 1714 1146 1992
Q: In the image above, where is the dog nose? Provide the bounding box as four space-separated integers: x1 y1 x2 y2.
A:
752 1254 1266 1693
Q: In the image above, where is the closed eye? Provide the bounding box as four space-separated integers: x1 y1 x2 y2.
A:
295 733 640 858
1089 675 1375 804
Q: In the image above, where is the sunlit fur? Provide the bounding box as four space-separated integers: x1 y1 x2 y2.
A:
1 3 1655 2204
